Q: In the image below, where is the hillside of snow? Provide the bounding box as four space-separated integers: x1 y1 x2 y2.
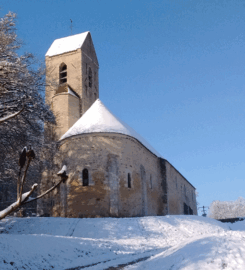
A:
0 215 245 269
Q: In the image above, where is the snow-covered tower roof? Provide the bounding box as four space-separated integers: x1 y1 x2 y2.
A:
60 99 162 157
46 32 89 57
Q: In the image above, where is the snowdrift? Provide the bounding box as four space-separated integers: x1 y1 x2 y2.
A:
0 215 244 269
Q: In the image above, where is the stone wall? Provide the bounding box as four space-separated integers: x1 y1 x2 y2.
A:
46 133 168 218
165 160 197 215
52 93 80 139
39 132 197 217
81 33 99 114
45 49 83 106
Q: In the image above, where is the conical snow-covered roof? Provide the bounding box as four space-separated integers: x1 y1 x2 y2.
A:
46 32 89 57
60 99 162 157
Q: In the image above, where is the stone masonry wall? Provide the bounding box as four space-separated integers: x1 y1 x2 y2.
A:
52 93 80 139
165 161 197 215
45 50 83 106
81 52 99 114
81 33 99 114
51 133 167 218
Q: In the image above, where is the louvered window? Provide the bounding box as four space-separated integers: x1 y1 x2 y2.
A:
60 63 67 84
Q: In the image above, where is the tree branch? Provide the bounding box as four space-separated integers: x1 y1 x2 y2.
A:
0 106 24 124
0 174 68 220
18 157 31 204
22 175 68 205
0 183 38 220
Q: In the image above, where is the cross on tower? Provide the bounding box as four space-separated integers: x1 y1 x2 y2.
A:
70 19 73 34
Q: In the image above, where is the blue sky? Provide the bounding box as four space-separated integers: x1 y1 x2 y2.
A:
1 0 245 215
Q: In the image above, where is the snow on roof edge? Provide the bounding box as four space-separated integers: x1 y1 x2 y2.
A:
59 131 163 158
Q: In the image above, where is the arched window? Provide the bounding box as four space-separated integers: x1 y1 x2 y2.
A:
59 63 67 84
88 67 92 88
127 173 131 188
82 168 89 186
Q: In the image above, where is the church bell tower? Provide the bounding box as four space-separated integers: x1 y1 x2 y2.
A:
45 32 99 139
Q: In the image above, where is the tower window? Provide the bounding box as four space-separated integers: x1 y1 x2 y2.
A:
59 63 67 84
88 67 92 88
127 173 131 188
82 168 89 186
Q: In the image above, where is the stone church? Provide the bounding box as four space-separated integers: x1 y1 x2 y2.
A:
39 31 197 218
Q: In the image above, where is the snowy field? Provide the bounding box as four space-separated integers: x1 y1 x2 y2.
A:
0 216 245 270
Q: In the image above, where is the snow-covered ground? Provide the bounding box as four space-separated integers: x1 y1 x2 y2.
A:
0 215 245 270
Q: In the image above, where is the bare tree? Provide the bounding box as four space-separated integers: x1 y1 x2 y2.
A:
0 105 24 124
0 89 65 219
0 11 55 209
0 144 68 220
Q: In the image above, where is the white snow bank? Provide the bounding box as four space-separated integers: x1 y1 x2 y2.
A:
46 32 89 57
0 216 245 269
127 235 245 270
60 99 162 157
